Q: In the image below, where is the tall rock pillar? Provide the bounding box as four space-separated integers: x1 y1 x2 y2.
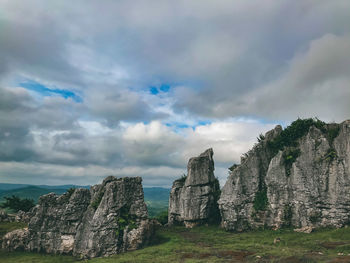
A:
168 148 221 227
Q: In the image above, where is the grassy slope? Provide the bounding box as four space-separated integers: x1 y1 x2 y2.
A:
1 222 350 262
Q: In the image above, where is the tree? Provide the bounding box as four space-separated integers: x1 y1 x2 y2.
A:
0 195 35 212
155 210 168 225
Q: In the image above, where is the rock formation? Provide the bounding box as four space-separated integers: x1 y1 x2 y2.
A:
0 210 15 223
168 148 221 227
2 176 157 258
219 119 350 231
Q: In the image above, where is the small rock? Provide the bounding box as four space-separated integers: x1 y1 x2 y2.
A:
273 237 281 244
293 226 314 234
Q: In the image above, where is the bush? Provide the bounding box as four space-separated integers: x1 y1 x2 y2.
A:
0 195 35 212
155 210 168 225
283 148 301 176
267 118 326 154
175 174 187 184
327 125 340 144
324 148 337 162
257 133 265 142
253 187 268 211
90 190 104 210
283 205 293 227
116 205 137 237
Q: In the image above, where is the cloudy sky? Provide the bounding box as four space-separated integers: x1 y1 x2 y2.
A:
0 0 349 187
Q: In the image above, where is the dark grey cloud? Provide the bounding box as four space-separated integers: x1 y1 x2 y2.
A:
0 0 349 186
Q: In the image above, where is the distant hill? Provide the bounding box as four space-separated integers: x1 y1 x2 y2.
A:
0 186 67 202
0 183 89 191
0 183 170 217
0 183 33 191
143 187 170 217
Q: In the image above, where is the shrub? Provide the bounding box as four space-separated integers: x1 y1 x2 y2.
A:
282 148 301 176
175 174 187 184
257 133 265 142
327 125 340 144
0 195 35 212
90 190 104 210
324 148 337 162
267 118 326 155
309 211 322 224
283 205 293 227
116 205 137 237
253 186 268 211
155 210 168 225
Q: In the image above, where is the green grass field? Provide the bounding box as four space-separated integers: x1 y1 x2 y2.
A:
1 222 350 262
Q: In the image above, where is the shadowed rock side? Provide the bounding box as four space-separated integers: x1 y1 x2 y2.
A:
2 176 157 258
168 148 221 228
219 120 350 231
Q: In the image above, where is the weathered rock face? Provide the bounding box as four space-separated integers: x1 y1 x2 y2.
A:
219 120 350 231
0 209 15 223
168 148 221 227
2 176 156 258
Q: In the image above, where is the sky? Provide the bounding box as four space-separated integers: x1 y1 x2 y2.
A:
0 0 349 187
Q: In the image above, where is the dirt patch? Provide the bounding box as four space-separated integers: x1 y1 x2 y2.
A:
181 252 195 259
329 256 350 263
198 252 212 259
179 230 201 242
321 242 347 249
256 255 322 263
216 250 254 261
179 250 254 262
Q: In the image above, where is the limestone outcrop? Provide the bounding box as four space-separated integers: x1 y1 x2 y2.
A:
168 148 221 227
0 210 15 223
219 119 350 231
2 176 157 258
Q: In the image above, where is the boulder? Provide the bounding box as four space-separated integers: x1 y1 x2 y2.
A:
0 209 15 223
2 176 157 258
168 148 221 227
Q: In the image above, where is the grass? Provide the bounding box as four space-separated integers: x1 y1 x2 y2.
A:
2 222 350 262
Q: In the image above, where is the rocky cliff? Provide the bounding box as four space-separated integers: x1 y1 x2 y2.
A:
168 148 221 227
219 119 350 231
2 176 156 258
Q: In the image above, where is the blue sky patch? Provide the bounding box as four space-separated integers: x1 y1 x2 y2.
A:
149 84 171 95
159 84 170 92
20 81 82 102
149 87 159 95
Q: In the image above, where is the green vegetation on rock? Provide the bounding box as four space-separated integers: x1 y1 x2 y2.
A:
90 190 104 210
175 174 187 184
116 205 137 237
253 186 268 211
282 148 301 176
267 118 326 154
